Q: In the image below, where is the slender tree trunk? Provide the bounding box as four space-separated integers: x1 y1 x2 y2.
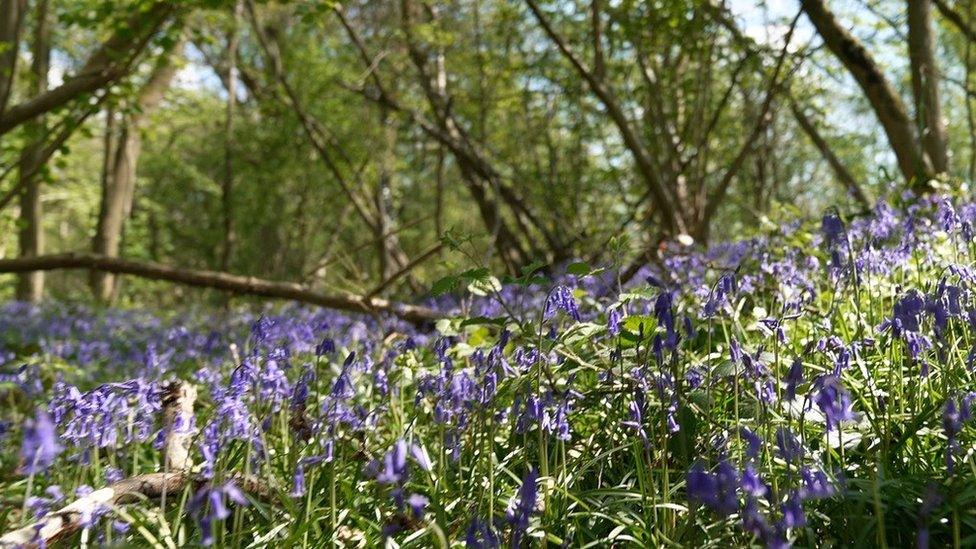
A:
16 0 50 303
907 0 950 174
790 101 870 207
0 0 25 118
800 0 933 185
220 0 241 272
375 107 398 281
91 44 181 301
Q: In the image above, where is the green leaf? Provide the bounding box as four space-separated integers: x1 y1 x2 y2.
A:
430 275 458 296
567 261 590 276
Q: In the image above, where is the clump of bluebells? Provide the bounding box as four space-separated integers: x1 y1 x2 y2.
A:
2 194 976 547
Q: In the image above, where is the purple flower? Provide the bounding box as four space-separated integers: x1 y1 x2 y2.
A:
507 468 539 546
785 358 803 400
544 286 581 322
606 306 622 336
775 427 805 462
406 493 428 518
376 439 409 485
780 492 805 528
740 465 768 498
687 460 739 517
465 518 500 548
799 468 836 500
189 481 249 546
943 393 975 473
19 408 61 474
740 427 762 460
814 375 857 431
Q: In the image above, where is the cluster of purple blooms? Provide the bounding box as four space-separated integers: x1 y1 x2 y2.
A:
4 193 976 546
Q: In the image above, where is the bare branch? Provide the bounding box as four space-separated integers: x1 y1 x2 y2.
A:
0 253 443 323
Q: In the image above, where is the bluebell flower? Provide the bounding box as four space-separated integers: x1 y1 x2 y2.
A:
19 408 61 474
780 492 805 528
406 493 428 518
814 375 856 431
465 518 500 548
544 286 581 322
687 460 739 517
507 468 539 546
606 306 622 336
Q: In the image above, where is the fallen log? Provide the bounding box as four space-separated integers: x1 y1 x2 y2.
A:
0 381 274 548
0 253 444 324
0 471 273 548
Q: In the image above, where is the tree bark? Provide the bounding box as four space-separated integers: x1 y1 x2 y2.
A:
800 0 933 184
908 0 950 174
525 0 685 235
376 106 398 281
15 0 50 303
0 1 175 135
220 0 241 272
0 253 444 323
790 101 870 207
0 0 25 118
91 44 181 301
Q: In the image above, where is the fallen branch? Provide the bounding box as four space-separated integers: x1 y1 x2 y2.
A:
0 471 273 548
0 381 272 548
0 253 443 324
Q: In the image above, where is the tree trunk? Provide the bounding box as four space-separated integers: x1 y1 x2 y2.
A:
907 0 950 174
15 0 50 303
91 44 181 301
220 0 241 272
790 101 870 207
0 0 25 117
376 107 398 282
800 0 933 185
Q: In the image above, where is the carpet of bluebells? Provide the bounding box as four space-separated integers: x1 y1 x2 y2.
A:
4 194 976 547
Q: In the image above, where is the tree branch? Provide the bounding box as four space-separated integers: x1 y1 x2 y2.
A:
0 253 443 323
0 2 176 135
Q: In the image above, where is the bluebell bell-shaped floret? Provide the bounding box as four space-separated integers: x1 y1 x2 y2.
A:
799 468 836 500
741 464 769 499
623 391 649 446
741 497 773 542
465 517 500 548
189 481 249 546
315 337 335 356
821 213 845 250
507 468 539 547
19 407 61 474
543 285 581 322
729 337 743 365
740 427 762 460
606 306 622 336
938 196 960 232
775 427 805 463
406 493 428 518
785 358 804 401
943 393 976 473
290 462 306 497
685 365 704 389
813 375 857 431
780 491 805 528
290 365 314 410
687 460 739 517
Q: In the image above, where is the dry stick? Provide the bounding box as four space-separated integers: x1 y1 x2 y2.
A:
0 381 276 549
0 253 443 324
